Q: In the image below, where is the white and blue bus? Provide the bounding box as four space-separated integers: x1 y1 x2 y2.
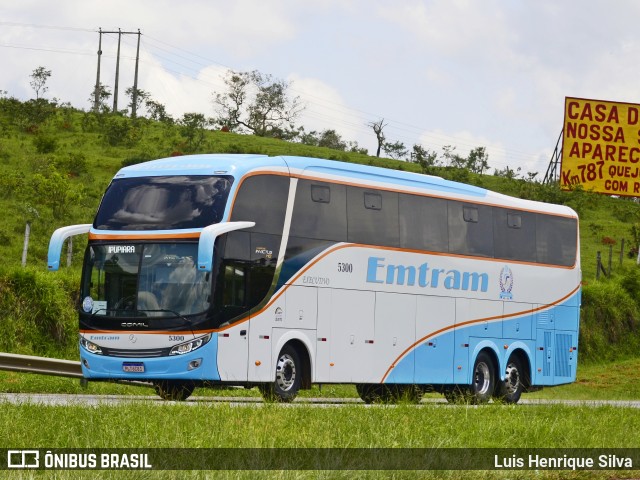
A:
48 154 580 403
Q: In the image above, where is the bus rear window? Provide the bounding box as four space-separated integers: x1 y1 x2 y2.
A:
94 175 233 230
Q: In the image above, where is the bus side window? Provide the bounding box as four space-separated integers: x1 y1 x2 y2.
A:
536 215 577 266
290 180 347 241
231 175 289 234
347 186 399 247
493 209 536 263
399 194 448 252
448 201 494 257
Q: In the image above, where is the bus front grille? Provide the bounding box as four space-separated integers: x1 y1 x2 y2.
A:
102 347 170 358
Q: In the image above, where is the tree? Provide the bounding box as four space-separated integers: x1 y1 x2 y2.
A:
88 83 112 113
30 66 52 100
145 99 173 124
317 129 347 150
213 69 304 137
179 112 208 151
410 144 439 173
346 141 368 155
382 140 408 160
125 87 150 118
297 127 320 146
368 118 387 157
493 165 521 180
441 145 466 169
31 170 84 220
465 146 490 174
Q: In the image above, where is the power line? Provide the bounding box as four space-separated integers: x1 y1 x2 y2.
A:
0 21 95 32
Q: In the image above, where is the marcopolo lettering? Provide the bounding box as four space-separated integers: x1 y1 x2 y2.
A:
366 256 489 292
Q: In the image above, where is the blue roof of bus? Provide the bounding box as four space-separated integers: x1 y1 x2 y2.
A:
115 153 485 196
113 153 576 216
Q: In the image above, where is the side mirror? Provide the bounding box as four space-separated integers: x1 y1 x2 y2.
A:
47 224 92 271
197 221 255 272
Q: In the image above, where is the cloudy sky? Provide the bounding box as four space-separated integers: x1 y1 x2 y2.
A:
2 0 639 176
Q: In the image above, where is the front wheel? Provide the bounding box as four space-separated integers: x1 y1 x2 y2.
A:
153 380 195 401
259 344 302 402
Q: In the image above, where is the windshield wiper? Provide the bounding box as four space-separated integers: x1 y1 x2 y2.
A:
134 308 193 329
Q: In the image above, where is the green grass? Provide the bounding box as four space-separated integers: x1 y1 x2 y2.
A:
0 401 638 479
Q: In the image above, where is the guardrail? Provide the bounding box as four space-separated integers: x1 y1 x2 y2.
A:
0 352 151 387
0 352 83 378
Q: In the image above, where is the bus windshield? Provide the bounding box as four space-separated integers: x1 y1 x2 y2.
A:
81 243 211 317
94 175 233 230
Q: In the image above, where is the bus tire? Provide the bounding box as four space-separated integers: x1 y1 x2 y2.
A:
260 344 302 402
470 351 496 404
495 354 525 404
153 380 195 401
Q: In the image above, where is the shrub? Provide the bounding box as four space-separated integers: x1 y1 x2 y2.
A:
580 274 640 362
57 152 88 177
33 134 58 154
0 267 79 357
103 117 131 146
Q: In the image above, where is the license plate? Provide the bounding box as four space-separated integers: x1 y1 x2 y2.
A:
122 362 145 373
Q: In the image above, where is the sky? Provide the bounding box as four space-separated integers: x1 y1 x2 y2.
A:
2 0 640 177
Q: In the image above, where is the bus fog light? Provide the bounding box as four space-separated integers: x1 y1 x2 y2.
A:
82 358 90 369
170 333 211 356
188 359 202 370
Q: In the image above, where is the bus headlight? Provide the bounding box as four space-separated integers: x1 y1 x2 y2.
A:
170 333 211 356
80 336 103 355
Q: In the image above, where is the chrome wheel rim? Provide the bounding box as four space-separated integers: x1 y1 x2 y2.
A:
275 354 296 391
504 362 520 395
474 361 491 395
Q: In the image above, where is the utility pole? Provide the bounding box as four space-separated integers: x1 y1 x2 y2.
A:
92 28 103 112
113 28 121 113
93 28 142 114
131 29 141 118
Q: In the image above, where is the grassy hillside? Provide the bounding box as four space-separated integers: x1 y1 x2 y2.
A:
1 99 640 362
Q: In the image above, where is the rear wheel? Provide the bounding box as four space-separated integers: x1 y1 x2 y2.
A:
259 344 302 402
470 351 496 404
153 380 195 401
495 355 525 404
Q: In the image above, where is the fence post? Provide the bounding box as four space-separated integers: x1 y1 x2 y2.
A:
620 238 625 267
608 244 613 275
597 251 601 280
66 237 73 267
21 221 30 267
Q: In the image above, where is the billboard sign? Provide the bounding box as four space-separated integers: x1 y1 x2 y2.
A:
561 96 640 196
